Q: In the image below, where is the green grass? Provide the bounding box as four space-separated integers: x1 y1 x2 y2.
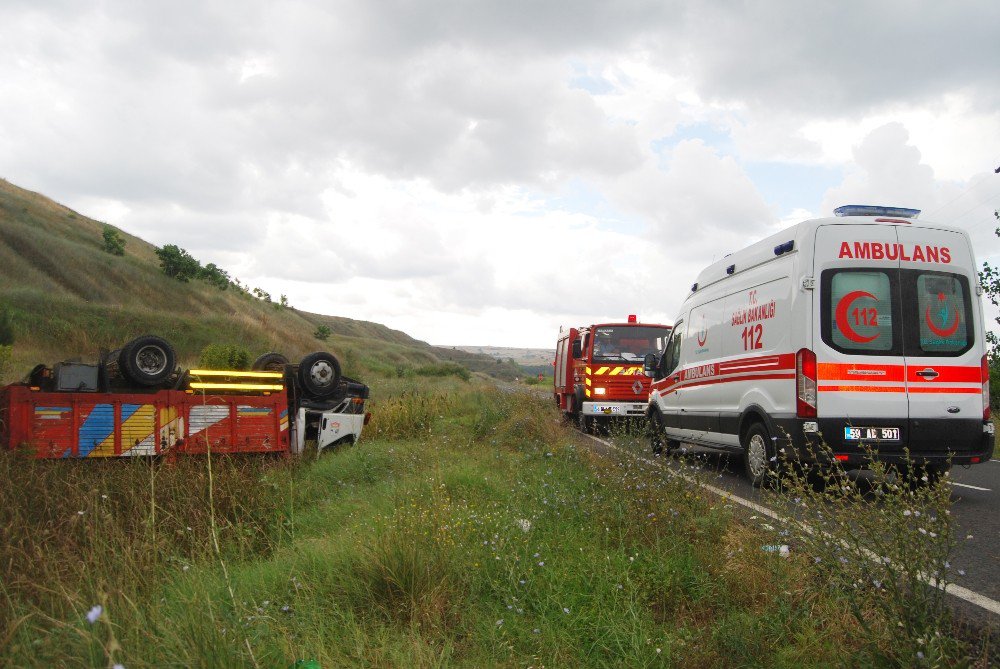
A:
6 378 981 667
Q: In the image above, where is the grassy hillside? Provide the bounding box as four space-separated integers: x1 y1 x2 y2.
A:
0 179 520 383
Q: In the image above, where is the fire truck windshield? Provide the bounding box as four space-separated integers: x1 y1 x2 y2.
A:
591 326 672 363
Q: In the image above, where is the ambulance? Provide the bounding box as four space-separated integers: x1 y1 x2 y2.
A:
644 205 994 486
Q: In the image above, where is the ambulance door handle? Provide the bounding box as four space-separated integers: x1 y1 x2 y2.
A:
672 375 680 382
916 368 939 379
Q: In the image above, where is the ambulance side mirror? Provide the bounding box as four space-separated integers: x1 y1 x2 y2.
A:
571 340 582 358
643 353 657 377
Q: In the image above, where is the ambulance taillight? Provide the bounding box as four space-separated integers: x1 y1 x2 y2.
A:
982 354 991 421
796 348 817 418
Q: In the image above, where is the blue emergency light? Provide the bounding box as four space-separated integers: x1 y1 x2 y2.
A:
833 205 921 218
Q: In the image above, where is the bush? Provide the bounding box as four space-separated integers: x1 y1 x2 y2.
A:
313 325 331 341
198 343 251 370
0 344 12 382
198 263 230 290
0 306 14 346
101 225 126 256
155 245 200 282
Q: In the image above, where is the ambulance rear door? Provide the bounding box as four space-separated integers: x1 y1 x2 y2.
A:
814 223 908 450
896 225 984 455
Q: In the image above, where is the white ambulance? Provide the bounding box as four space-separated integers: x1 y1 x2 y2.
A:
644 205 994 486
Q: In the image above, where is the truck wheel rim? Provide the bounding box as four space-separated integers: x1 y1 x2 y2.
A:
747 433 767 478
135 346 167 375
309 361 334 387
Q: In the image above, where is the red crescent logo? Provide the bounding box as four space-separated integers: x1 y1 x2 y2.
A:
834 290 879 343
697 326 708 347
925 296 960 337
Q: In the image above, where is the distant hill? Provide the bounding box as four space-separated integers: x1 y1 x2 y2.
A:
0 179 521 383
450 346 554 367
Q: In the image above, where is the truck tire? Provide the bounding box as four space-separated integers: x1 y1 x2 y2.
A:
252 352 288 372
118 335 176 387
742 421 775 488
577 408 593 434
298 351 342 399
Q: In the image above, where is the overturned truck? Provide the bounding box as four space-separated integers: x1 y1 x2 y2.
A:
0 335 370 458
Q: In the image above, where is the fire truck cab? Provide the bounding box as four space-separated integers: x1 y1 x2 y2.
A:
554 316 672 432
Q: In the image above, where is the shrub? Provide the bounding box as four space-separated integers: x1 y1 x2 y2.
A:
101 225 126 256
313 325 331 341
198 343 251 370
198 263 230 290
155 245 200 282
0 306 14 345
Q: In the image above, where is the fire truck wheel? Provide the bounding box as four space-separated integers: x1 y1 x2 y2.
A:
252 352 288 372
742 421 775 488
576 409 593 434
298 351 342 398
119 335 176 387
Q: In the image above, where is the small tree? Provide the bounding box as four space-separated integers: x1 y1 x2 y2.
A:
102 225 126 256
313 324 331 341
977 210 1000 405
198 263 230 290
280 294 289 308
155 244 201 282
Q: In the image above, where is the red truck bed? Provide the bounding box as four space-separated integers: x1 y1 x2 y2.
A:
0 385 290 458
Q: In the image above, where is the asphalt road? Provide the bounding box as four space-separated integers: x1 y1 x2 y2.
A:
573 426 1000 630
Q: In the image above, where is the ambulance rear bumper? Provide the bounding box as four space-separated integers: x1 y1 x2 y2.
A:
773 416 994 467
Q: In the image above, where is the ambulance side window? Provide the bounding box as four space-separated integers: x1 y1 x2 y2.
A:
906 271 973 356
660 322 683 377
821 269 901 355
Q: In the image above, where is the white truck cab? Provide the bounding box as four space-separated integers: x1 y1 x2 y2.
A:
645 206 994 486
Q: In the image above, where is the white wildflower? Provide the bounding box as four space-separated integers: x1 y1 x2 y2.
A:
86 605 102 624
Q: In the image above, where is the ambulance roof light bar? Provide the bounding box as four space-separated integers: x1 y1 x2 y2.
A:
834 205 921 218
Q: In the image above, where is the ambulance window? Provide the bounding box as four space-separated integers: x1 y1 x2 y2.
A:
660 323 683 377
821 270 900 355
908 271 973 355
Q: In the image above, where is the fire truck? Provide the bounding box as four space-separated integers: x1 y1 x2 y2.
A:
554 316 672 432
0 335 370 458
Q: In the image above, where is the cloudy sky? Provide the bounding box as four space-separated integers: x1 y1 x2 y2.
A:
2 1 999 348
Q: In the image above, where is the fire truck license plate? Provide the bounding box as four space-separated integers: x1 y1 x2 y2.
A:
596 405 622 414
844 427 900 441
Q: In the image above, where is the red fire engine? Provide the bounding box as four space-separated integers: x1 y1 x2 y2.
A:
554 316 672 432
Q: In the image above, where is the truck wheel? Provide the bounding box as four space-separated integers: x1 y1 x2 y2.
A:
298 351 342 398
119 335 176 386
577 409 593 434
742 422 774 488
252 352 288 372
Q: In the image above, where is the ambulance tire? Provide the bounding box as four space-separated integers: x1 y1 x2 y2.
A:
252 352 288 372
119 335 176 387
298 351 342 399
742 421 775 488
647 413 665 455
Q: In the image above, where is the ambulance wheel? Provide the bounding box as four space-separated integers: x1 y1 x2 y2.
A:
252 352 288 372
742 422 774 488
298 351 342 399
577 410 593 434
119 335 176 387
647 413 665 455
